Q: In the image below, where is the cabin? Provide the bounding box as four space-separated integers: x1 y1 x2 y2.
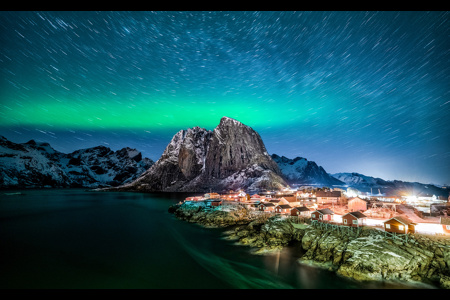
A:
383 216 416 234
347 197 368 212
316 191 342 205
258 202 275 212
210 200 223 207
342 211 367 227
440 216 450 235
291 206 311 217
204 193 220 199
311 208 334 221
275 204 292 214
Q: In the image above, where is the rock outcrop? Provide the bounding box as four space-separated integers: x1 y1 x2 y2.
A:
168 203 450 288
120 117 287 192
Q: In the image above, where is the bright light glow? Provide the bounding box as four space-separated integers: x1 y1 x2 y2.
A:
345 190 358 198
415 223 444 235
333 214 343 223
363 218 384 227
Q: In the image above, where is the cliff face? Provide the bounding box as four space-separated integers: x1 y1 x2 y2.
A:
205 117 280 179
121 117 287 192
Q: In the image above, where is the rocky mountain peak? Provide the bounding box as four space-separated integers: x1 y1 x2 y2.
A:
206 116 279 180
121 117 287 192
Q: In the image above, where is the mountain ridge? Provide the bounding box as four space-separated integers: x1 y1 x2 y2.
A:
330 172 448 197
271 154 344 187
0 135 154 189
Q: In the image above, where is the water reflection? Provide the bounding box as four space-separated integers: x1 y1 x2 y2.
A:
166 225 294 289
0 190 440 289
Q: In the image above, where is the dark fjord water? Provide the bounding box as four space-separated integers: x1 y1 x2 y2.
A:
0 189 430 289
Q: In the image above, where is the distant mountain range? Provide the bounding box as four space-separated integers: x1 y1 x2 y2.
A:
329 172 448 198
0 135 153 188
1 117 448 198
271 154 343 187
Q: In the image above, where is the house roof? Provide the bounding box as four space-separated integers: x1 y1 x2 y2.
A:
316 191 342 197
384 216 416 226
281 196 297 202
293 206 311 212
276 205 292 209
345 211 367 219
440 216 450 225
316 208 334 215
260 202 275 207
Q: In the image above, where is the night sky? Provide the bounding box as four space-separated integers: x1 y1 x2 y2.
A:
1 11 449 185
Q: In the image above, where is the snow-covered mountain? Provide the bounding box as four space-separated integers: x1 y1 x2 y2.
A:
271 154 344 186
331 172 390 187
0 136 154 188
330 172 448 197
118 117 288 192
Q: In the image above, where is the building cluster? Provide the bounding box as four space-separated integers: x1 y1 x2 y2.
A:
183 187 450 236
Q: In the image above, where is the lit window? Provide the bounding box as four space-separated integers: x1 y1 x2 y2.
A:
386 224 391 229
344 219 347 224
353 220 358 224
447 225 450 230
399 225 404 231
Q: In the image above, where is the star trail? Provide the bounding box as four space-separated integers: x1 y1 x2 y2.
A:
0 11 449 185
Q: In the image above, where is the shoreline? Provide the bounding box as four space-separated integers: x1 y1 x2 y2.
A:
169 202 450 289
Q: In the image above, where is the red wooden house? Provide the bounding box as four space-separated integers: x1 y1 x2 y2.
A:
275 204 292 214
311 208 334 221
210 200 223 207
342 211 367 227
291 206 311 217
259 202 275 212
383 216 416 234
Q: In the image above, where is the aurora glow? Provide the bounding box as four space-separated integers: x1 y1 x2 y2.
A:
1 11 449 185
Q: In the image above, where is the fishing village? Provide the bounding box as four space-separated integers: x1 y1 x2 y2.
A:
169 186 450 289
180 186 450 237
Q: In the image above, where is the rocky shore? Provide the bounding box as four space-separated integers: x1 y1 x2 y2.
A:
169 202 450 289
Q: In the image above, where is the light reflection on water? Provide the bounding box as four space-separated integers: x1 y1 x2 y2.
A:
166 224 294 289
